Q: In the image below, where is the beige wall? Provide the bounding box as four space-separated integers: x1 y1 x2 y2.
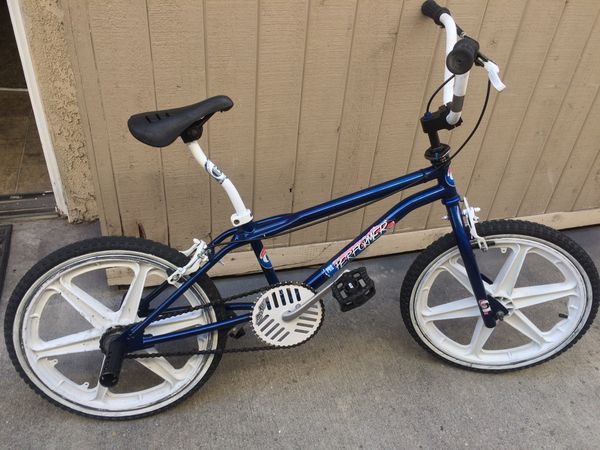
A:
20 0 97 221
53 0 600 272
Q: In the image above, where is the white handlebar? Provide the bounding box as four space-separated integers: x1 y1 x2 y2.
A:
439 13 458 105
439 13 469 125
437 12 505 126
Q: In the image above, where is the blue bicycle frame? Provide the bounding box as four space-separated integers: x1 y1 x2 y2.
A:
125 162 491 351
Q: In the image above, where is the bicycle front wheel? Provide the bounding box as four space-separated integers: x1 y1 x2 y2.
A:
400 220 599 372
4 237 227 419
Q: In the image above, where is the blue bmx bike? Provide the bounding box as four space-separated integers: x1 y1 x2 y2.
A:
5 1 599 419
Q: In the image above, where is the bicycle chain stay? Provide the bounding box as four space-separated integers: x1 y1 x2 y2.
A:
125 282 315 359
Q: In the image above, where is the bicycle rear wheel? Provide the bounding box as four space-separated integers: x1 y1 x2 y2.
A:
4 237 227 419
400 220 599 371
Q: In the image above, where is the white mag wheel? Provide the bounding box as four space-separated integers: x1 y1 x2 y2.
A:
401 220 599 371
5 237 226 419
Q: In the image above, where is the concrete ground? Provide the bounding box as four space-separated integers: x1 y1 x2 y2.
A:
1 217 599 449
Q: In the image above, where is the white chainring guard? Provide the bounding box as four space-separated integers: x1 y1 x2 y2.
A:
251 284 323 347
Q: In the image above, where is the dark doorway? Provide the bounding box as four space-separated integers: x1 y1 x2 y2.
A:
1 1 53 197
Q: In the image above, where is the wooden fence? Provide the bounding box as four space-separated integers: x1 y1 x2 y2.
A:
63 0 600 274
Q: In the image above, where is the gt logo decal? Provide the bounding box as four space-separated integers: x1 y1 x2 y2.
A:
445 168 455 187
259 248 273 269
478 299 491 315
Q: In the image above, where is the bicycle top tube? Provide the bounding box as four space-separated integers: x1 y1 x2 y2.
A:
214 165 441 246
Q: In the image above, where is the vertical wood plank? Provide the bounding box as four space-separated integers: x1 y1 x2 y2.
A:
517 12 600 216
63 1 122 235
205 0 258 239
146 0 211 248
326 0 404 241
489 0 600 219
548 93 600 212
574 151 600 210
290 0 357 246
252 0 309 247
88 0 168 242
425 0 527 229
465 0 565 220
360 0 439 231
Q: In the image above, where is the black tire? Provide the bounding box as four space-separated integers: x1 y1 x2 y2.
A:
400 220 599 372
4 236 228 420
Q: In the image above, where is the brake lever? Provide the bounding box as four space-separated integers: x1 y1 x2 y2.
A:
482 60 506 92
475 53 505 92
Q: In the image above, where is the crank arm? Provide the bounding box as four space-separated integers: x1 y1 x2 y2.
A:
281 270 351 322
99 336 127 387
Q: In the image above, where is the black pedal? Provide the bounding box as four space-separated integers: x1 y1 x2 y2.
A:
228 325 246 339
332 267 376 312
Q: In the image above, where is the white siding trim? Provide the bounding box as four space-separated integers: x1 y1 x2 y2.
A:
7 0 68 216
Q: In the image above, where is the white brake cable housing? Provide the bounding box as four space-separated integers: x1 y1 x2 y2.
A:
462 197 488 251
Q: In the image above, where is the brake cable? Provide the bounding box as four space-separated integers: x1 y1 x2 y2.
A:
426 74 455 113
449 79 491 161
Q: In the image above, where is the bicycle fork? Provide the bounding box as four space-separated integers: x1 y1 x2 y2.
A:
444 196 508 328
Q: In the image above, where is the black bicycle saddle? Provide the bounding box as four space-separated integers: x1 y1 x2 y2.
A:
127 95 233 147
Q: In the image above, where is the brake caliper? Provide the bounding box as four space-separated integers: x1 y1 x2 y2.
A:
462 197 488 251
167 239 209 285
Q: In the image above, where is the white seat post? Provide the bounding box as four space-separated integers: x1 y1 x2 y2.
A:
187 140 253 227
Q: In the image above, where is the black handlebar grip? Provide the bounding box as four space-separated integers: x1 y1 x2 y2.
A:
446 36 480 75
421 0 450 27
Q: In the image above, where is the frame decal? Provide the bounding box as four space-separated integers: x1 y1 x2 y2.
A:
445 168 455 187
258 248 273 269
204 160 227 184
324 220 395 277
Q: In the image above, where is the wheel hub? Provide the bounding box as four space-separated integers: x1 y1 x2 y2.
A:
494 296 515 317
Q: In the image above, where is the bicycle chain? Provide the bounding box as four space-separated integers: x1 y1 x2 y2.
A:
125 283 315 359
